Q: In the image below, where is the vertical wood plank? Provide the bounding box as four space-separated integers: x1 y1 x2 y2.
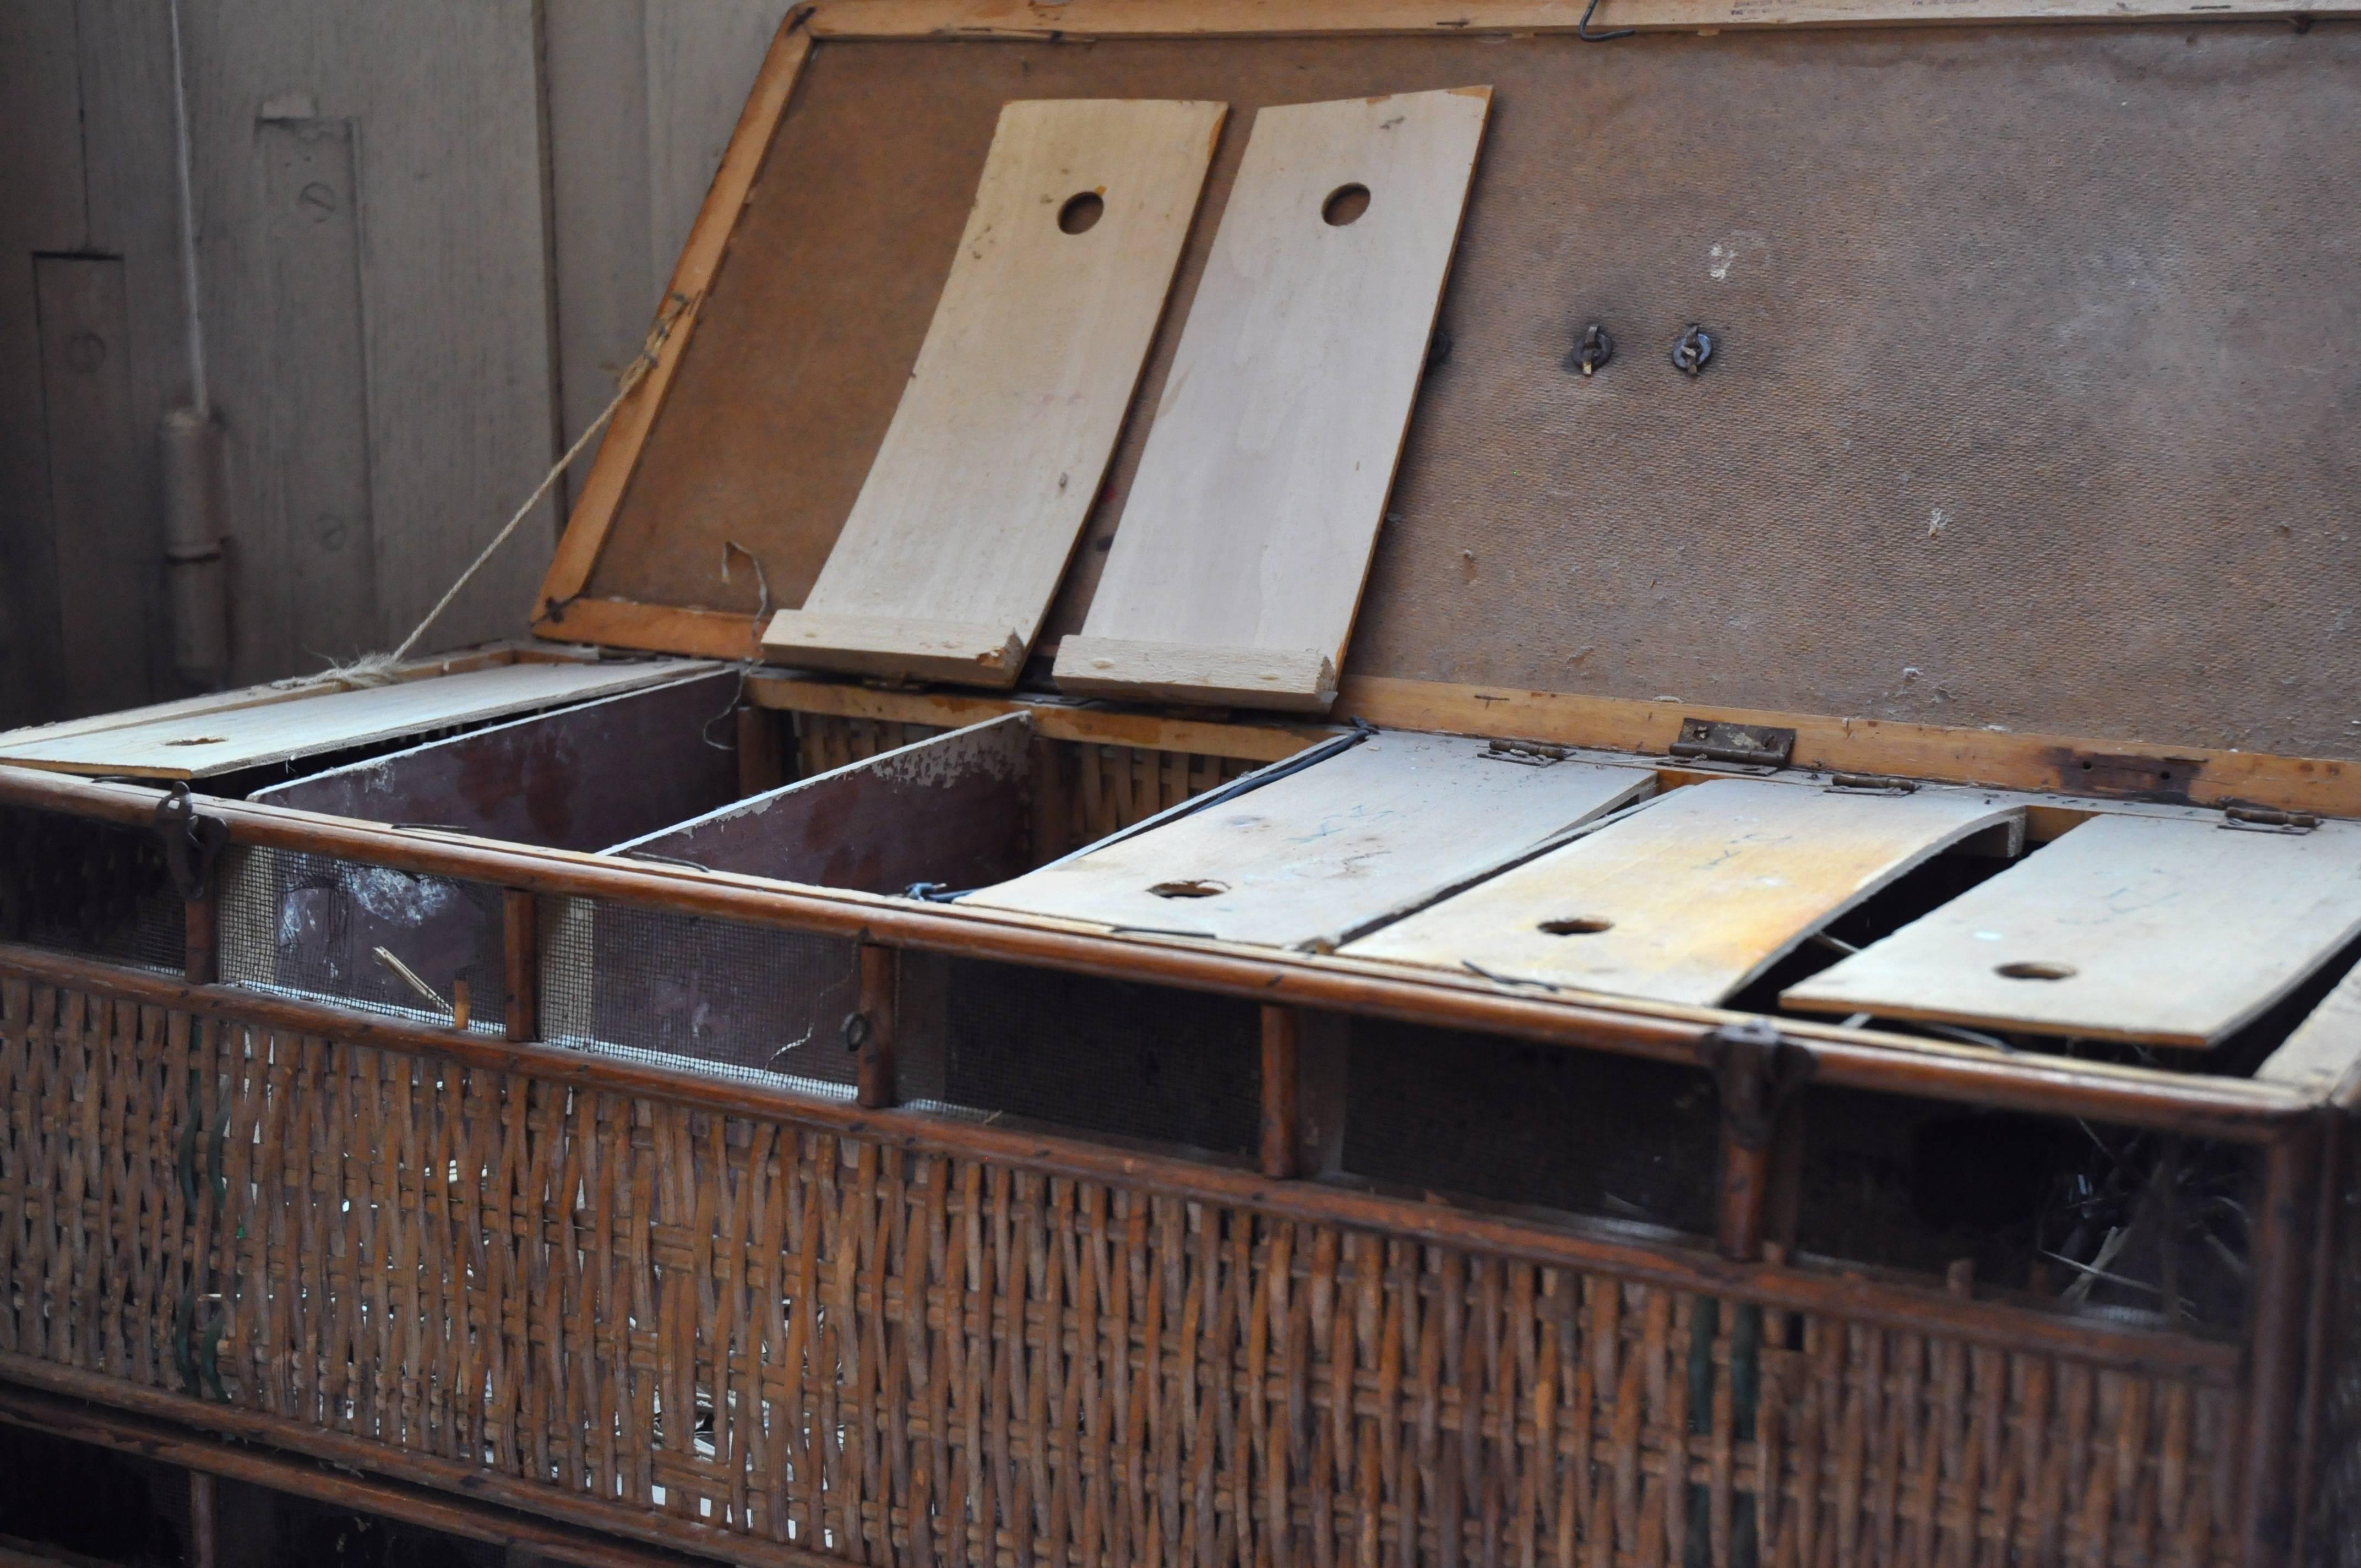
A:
0 4 85 727
260 115 377 666
540 0 653 507
36 257 159 716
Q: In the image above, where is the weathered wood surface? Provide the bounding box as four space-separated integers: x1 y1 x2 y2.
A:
0 660 705 779
543 0 793 505
184 2 558 673
611 712 1034 894
252 671 741 851
965 731 1649 948
1785 814 2361 1047
1346 777 2022 1005
35 257 159 718
764 98 1225 686
1055 87 1490 711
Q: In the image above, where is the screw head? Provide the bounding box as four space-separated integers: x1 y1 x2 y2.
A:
1671 324 1715 377
1565 322 1614 377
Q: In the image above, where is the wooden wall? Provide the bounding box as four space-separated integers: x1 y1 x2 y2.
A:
0 0 791 729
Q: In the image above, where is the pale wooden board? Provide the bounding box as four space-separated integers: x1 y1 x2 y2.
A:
962 730 1650 949
1345 778 2022 1006
763 97 1226 685
0 660 708 779
2257 962 2361 1100
1784 814 2361 1048
1053 86 1491 712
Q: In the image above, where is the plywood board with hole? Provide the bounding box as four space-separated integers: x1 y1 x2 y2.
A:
0 659 709 779
1052 85 1491 712
1782 813 2361 1048
760 97 1225 686
962 730 1649 949
1343 778 2022 1006
610 712 1033 893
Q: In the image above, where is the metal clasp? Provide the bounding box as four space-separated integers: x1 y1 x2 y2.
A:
153 782 230 902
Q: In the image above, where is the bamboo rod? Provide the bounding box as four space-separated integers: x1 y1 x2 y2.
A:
2242 1120 2324 1567
0 1385 731 1568
855 943 897 1109
0 765 2302 1140
503 889 538 1043
2292 1110 2345 1564
0 1359 814 1568
188 1470 216 1568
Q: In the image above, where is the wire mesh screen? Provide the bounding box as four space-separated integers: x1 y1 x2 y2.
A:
538 896 864 1092
218 845 505 1030
0 805 184 972
1343 1019 1720 1238
911 957 1260 1156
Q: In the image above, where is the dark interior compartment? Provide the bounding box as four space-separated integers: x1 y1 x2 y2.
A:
894 952 1264 1158
1336 1018 1721 1240
611 711 1033 894
249 671 743 850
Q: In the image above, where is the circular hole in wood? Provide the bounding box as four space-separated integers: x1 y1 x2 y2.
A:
1537 916 1614 935
1322 183 1371 227
1149 879 1228 900
1058 192 1105 235
1995 960 2077 981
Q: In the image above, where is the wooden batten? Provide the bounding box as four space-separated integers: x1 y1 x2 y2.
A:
802 0 2344 34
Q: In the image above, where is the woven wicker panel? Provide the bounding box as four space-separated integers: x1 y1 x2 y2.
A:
0 971 2246 1567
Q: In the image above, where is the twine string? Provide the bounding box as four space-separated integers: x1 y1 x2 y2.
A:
286 292 693 691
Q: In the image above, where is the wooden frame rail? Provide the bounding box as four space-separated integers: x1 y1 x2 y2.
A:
0 763 2309 1139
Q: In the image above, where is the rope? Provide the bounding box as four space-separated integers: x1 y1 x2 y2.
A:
284 292 693 690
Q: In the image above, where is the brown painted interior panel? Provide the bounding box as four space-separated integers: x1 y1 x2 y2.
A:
582 26 2361 758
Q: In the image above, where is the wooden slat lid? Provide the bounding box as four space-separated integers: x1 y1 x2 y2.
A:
541 19 2361 758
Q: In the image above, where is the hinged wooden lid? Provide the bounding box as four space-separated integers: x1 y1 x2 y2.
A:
538 6 2361 772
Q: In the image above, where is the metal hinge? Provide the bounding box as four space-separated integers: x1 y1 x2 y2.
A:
1482 738 1568 767
2221 803 2321 835
1669 718 1795 770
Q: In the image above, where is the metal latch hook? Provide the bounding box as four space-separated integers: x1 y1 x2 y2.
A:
153 781 230 902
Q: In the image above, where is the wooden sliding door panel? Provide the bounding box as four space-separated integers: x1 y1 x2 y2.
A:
1056 86 1491 712
762 97 1226 686
965 729 1646 950
1347 778 2021 1005
1785 813 2361 1047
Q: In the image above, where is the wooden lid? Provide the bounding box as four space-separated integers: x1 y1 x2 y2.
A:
539 13 2361 766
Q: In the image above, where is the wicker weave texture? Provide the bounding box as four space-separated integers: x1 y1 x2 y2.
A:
0 976 2243 1567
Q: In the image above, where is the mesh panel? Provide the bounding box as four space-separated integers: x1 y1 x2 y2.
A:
539 896 864 1091
0 804 184 972
915 957 1260 1157
218 845 506 1030
1343 1020 1719 1237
